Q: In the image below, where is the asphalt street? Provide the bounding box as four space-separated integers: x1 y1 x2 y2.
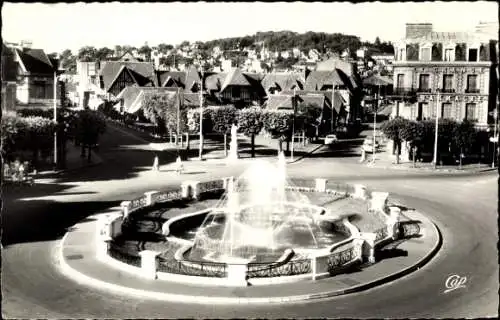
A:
2 122 498 318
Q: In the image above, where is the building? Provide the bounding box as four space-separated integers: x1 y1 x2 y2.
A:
260 73 304 95
391 23 499 128
1 43 18 111
11 45 61 108
98 61 157 98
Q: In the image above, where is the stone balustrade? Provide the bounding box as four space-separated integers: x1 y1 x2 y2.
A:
353 184 368 200
139 250 161 280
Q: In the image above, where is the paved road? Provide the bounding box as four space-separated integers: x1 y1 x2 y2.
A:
2 122 498 318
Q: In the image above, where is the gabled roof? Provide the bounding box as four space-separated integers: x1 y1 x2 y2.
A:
264 93 330 112
304 70 346 91
204 72 227 91
220 68 252 92
280 90 345 113
158 71 186 87
184 66 202 92
100 61 157 91
15 48 55 74
261 73 305 92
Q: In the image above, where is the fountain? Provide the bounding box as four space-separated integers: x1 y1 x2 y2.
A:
188 153 339 264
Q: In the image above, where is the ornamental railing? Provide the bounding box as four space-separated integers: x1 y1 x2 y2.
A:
246 259 312 278
157 257 227 278
154 189 183 203
326 246 356 273
129 196 147 211
374 226 389 243
465 88 480 94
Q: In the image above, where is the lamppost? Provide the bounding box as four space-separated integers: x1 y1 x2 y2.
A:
291 88 297 161
176 87 181 157
372 85 380 163
198 68 204 160
432 90 441 169
331 82 335 133
53 71 58 168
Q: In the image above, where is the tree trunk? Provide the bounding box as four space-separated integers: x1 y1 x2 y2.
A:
186 133 190 151
395 143 400 164
251 134 255 158
223 134 227 157
459 147 463 169
286 140 290 153
87 145 92 163
278 139 283 153
412 146 416 168
81 144 86 158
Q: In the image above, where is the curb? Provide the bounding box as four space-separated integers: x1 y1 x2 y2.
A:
58 213 442 304
364 162 495 174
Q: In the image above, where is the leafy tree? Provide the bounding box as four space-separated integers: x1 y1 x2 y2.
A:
74 110 106 162
78 46 97 62
452 120 477 168
187 107 212 157
138 45 152 61
380 117 410 164
262 110 293 153
114 45 122 56
295 102 323 139
59 49 76 70
158 43 174 53
95 47 114 61
142 93 181 140
207 105 237 156
237 107 264 157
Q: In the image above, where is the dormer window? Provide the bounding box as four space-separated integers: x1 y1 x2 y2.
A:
420 45 432 61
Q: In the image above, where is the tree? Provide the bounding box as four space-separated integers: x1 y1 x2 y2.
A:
262 110 293 153
114 45 122 57
95 47 114 61
74 110 106 162
237 107 264 158
208 105 237 157
138 45 152 61
77 46 97 62
380 117 410 164
187 107 212 157
295 102 323 139
158 43 174 53
142 93 179 140
452 120 477 169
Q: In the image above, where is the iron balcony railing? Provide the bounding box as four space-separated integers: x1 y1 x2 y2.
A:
416 88 432 93
437 88 456 93
465 88 480 94
391 87 417 97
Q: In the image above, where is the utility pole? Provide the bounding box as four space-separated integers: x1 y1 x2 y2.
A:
493 102 498 168
198 68 204 160
372 85 380 163
291 88 296 161
331 83 335 133
433 90 441 169
53 71 58 168
176 87 181 155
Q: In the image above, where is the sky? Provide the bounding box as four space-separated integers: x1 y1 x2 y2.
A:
2 1 498 53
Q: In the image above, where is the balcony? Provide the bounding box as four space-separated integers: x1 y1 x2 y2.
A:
417 88 432 93
465 88 480 94
389 87 416 100
437 89 456 93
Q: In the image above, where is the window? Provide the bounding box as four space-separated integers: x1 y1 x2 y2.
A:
398 49 405 61
468 48 478 62
444 49 454 61
441 103 453 119
442 75 454 92
32 81 47 99
418 74 430 92
232 86 241 98
466 75 478 93
397 74 405 88
420 47 431 61
465 103 477 121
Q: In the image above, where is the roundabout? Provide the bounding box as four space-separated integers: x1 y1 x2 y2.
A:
58 153 442 304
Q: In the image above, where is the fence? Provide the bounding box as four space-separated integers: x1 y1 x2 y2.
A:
246 259 312 278
157 257 227 278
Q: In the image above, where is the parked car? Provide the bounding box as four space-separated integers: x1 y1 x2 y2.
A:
324 134 338 145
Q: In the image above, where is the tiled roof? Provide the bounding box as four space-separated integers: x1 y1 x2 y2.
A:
184 66 202 92
220 68 252 92
410 31 492 42
204 72 227 91
264 93 329 112
261 73 305 92
16 48 55 74
100 61 157 91
158 71 186 87
281 90 345 112
304 70 345 91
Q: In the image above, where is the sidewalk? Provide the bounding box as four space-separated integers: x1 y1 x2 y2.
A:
59 209 440 304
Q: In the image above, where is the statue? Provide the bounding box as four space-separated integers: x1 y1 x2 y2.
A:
228 124 239 161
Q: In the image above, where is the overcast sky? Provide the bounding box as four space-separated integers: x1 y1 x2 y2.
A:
2 1 498 53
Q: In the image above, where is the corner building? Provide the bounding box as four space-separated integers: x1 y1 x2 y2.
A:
392 23 499 129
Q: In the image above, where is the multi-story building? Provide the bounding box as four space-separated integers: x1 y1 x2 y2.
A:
391 23 499 128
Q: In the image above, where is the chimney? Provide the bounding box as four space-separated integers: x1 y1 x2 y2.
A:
405 23 433 39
